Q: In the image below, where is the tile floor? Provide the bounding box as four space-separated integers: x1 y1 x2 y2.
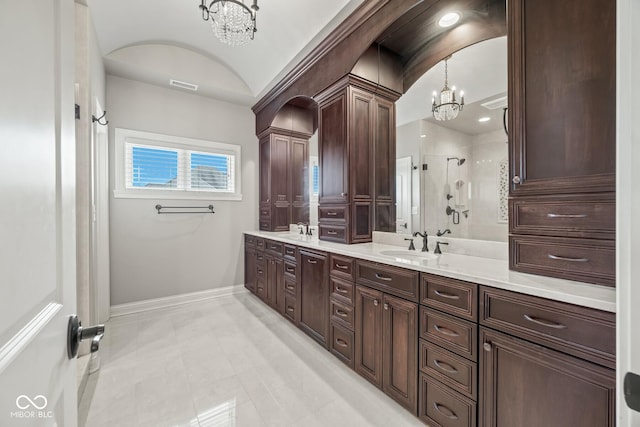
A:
79 292 424 427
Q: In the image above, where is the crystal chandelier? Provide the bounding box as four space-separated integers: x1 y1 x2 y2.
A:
199 0 259 46
432 57 465 121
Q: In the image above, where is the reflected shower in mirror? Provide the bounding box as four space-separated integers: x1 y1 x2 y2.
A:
395 36 508 242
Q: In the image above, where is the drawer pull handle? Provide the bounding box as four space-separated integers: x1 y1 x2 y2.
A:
286 283 295 290
335 263 349 270
433 359 458 374
375 273 393 282
434 324 459 337
336 338 348 347
270 245 279 249
307 259 318 264
383 303 389 310
327 231 338 235
433 402 458 420
483 342 492 352
524 314 567 329
336 309 349 317
258 286 263 291
286 306 294 313
286 249 294 254
548 254 589 262
547 213 588 219
434 289 460 300
327 212 338 216
286 267 295 273
335 286 348 294
257 269 263 274
373 299 379 307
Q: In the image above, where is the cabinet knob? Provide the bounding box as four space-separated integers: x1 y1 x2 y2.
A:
383 303 389 310
341 192 347 197
512 176 521 184
483 342 492 352
373 299 379 306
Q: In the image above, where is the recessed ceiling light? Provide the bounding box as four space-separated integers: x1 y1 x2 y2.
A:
438 12 460 28
478 117 491 122
420 134 427 138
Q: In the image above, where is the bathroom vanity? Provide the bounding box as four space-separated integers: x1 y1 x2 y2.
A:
243 231 615 426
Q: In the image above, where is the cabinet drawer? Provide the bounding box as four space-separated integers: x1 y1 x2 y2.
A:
284 277 296 297
480 286 615 368
331 277 354 305
256 279 266 300
510 235 615 286
510 196 615 239
245 234 256 247
265 240 283 256
259 220 271 230
331 299 354 330
319 205 348 222
330 323 354 368
283 244 296 260
356 260 419 302
419 374 476 427
420 307 477 361
420 340 477 400
255 238 265 251
421 274 477 322
318 224 347 242
284 261 297 279
255 263 266 280
283 293 296 323
259 206 271 218
330 253 355 281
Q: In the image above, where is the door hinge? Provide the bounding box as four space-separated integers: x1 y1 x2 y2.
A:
75 104 80 120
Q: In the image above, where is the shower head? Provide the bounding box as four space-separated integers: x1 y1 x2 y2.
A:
447 157 466 166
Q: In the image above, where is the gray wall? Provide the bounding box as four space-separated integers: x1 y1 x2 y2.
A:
107 75 258 305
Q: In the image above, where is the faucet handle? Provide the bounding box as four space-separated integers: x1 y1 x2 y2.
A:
434 241 449 254
404 237 416 251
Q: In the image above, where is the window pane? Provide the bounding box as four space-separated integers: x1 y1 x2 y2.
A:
312 163 319 196
131 146 179 188
190 152 231 190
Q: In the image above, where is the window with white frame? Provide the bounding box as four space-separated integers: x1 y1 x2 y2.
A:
114 128 242 200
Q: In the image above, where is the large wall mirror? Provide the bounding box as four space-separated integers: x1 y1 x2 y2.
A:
395 36 508 242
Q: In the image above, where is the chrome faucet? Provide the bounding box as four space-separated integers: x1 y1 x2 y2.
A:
413 231 429 252
436 229 452 237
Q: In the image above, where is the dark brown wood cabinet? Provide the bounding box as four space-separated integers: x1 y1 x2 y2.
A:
355 284 418 414
244 236 256 293
507 0 616 285
316 75 399 243
480 328 615 427
298 248 329 348
259 132 310 231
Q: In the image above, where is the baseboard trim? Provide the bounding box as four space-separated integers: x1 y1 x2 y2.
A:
110 284 248 317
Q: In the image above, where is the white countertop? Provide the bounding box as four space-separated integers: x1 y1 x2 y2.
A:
245 230 616 313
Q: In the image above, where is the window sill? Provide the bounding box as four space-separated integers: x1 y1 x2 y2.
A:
113 189 242 201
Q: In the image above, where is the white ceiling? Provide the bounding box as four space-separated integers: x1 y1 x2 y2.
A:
87 0 365 101
396 36 507 128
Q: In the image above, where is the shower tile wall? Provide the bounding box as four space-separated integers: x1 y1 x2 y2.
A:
420 121 471 238
419 121 508 242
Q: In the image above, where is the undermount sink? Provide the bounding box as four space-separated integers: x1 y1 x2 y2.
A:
378 250 438 261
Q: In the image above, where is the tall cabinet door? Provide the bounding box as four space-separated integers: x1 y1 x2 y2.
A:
355 285 383 388
319 93 349 204
508 0 615 196
480 328 615 427
290 137 309 224
382 294 418 414
298 249 329 348
373 97 396 232
349 87 373 242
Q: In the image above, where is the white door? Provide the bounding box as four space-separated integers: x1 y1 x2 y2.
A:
617 0 640 424
395 157 412 234
0 0 78 425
